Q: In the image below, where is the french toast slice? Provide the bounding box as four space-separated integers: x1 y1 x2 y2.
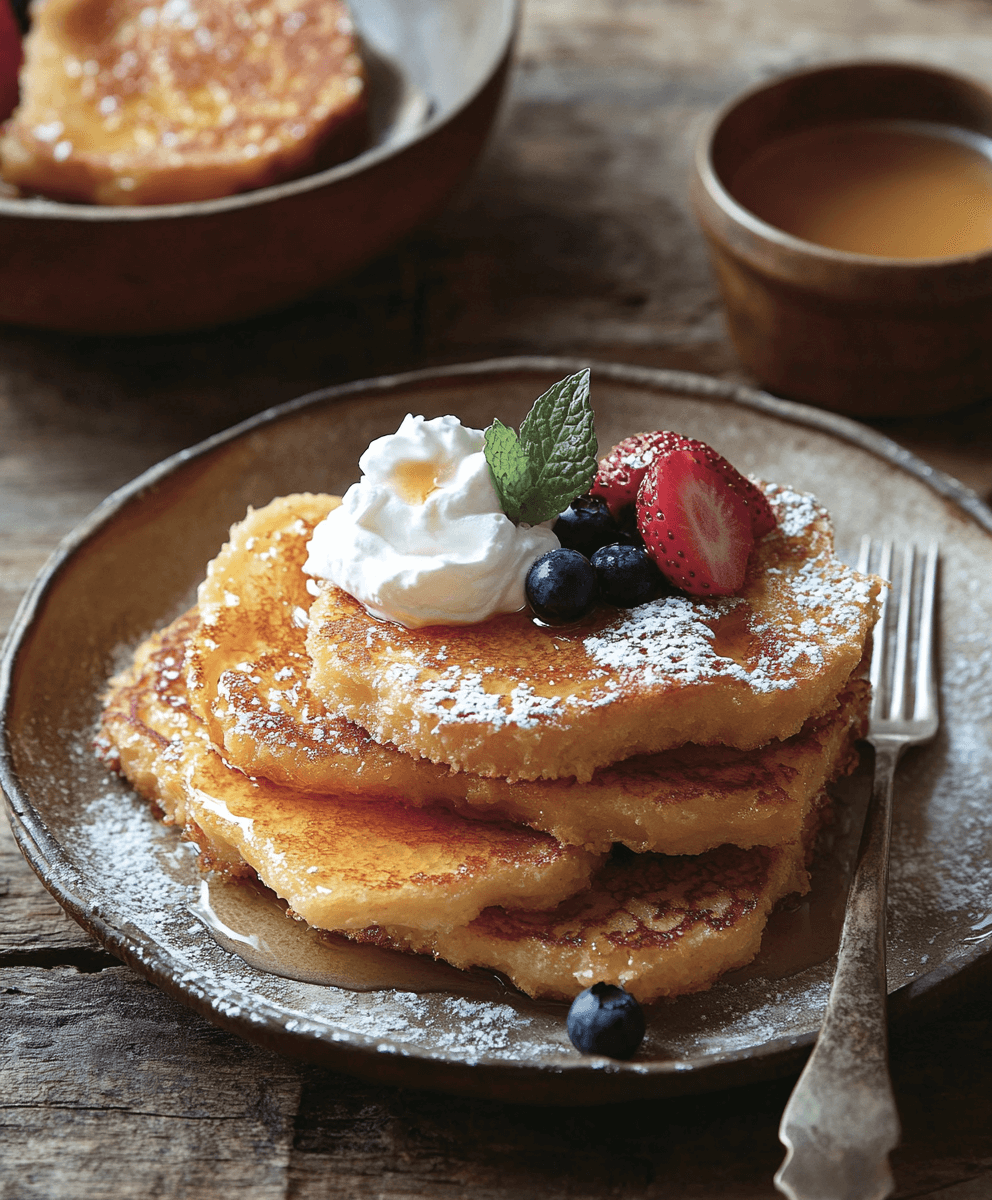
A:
188 494 868 855
97 612 602 936
306 485 883 782
0 0 367 204
98 610 815 1003
465 687 864 856
357 826 813 1003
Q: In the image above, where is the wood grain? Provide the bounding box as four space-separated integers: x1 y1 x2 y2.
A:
1 947 989 1199
0 810 110 967
1 965 301 1200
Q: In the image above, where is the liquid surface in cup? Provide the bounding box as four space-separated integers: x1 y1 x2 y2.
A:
729 120 992 258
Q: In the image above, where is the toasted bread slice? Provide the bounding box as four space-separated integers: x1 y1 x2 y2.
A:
97 611 602 936
0 0 366 204
187 493 868 854
306 485 883 781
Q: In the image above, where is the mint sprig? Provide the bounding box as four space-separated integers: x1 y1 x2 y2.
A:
484 369 598 525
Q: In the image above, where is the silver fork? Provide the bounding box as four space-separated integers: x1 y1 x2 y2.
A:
775 540 939 1200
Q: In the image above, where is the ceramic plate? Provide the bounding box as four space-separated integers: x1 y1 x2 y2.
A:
3 359 992 1105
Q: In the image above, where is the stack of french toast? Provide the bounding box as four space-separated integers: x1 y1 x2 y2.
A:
96 448 882 1004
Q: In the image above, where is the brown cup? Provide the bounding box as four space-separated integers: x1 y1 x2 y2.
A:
691 60 992 418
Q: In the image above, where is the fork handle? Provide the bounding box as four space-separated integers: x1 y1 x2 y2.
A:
775 737 904 1200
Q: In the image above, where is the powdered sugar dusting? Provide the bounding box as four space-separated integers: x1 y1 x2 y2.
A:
582 484 874 695
764 484 823 539
383 484 878 734
583 593 793 691
215 660 364 760
383 662 571 730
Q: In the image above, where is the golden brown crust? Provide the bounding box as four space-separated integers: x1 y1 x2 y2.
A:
188 494 869 854
352 831 811 1003
98 611 602 935
305 486 882 781
1 0 366 203
94 479 875 1004
98 607 818 1002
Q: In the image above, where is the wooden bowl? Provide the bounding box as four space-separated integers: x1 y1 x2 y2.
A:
691 61 992 418
0 0 517 335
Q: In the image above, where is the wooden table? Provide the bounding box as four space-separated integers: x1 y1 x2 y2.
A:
3 1 992 1196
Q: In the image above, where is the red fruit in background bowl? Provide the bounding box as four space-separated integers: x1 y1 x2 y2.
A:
0 0 21 122
636 447 754 597
591 430 690 517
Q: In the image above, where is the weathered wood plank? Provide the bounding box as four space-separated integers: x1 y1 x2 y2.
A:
287 1068 792 1199
283 996 992 1200
0 808 106 963
0 966 302 1200
2 962 988 1200
1 947 990 1200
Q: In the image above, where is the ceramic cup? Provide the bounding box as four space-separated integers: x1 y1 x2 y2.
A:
691 60 992 418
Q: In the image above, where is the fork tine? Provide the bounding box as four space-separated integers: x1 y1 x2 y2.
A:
856 534 872 574
869 540 893 722
888 544 916 722
913 541 939 722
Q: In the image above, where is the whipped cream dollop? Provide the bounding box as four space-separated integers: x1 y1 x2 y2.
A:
303 414 560 628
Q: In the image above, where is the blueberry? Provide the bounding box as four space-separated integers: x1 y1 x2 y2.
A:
566 982 645 1059
526 549 597 623
615 504 644 548
553 495 621 557
617 526 645 548
591 543 664 607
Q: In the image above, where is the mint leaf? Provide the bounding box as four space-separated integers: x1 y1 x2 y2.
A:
518 369 597 524
483 369 599 526
484 419 533 524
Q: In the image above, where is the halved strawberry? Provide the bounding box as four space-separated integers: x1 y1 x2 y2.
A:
595 430 776 538
591 431 690 517
688 443 778 537
636 448 754 597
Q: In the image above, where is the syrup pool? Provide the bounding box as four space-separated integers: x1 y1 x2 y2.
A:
191 874 519 1001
